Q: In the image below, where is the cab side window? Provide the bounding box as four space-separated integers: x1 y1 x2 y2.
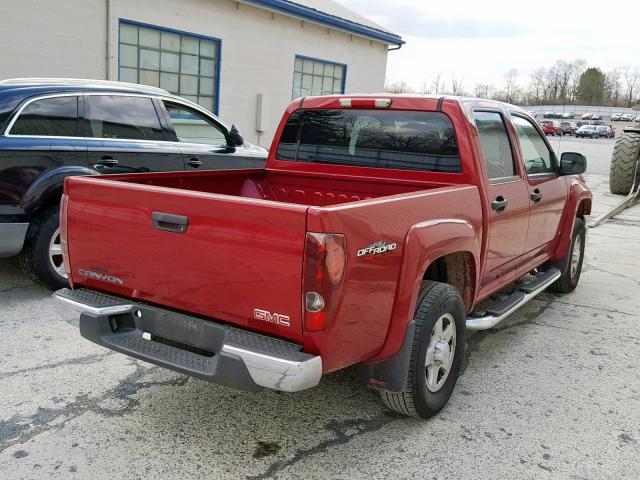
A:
86 95 165 141
473 111 516 180
163 102 227 146
10 96 79 137
511 115 556 175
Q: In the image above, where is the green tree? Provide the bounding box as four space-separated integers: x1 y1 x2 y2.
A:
577 68 606 104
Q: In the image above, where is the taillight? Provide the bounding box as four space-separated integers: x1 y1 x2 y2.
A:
303 233 347 332
60 194 72 285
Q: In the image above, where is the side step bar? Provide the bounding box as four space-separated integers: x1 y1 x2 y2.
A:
466 268 561 331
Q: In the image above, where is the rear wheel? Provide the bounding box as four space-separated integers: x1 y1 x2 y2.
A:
609 131 640 195
380 282 465 419
19 206 69 290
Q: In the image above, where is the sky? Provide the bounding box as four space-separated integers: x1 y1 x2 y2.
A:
337 0 640 92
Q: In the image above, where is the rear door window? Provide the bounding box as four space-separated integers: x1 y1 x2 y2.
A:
10 96 79 137
86 95 165 141
276 109 461 172
473 111 517 180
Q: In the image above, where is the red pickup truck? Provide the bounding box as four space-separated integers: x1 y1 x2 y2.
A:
54 95 592 419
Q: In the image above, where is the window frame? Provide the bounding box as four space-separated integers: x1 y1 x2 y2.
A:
509 112 560 178
118 19 222 115
4 93 82 138
3 92 231 144
292 55 347 99
472 108 521 185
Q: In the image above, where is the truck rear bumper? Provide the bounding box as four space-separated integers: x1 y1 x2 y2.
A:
53 288 322 393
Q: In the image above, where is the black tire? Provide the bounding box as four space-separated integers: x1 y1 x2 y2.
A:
609 131 640 195
380 281 466 419
550 218 585 294
18 206 69 290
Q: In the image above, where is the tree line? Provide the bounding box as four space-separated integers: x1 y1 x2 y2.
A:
385 60 640 107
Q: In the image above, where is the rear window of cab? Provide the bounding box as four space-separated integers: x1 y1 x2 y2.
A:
276 109 461 173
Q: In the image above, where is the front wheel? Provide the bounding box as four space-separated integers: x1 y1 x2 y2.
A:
550 218 585 293
380 282 466 419
19 206 69 290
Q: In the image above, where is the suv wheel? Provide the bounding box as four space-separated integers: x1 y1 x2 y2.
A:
19 206 69 290
380 281 466 419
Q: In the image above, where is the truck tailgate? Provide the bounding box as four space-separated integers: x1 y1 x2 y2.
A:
64 177 308 343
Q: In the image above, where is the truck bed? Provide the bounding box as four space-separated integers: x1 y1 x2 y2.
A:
111 169 445 207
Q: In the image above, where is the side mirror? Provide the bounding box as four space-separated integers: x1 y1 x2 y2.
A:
228 124 244 147
560 152 587 175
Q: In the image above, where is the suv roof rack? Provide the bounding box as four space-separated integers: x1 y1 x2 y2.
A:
0 78 169 95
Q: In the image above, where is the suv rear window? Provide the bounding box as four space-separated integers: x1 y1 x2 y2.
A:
10 96 79 137
276 109 461 173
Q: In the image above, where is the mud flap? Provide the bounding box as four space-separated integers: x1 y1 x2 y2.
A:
360 320 415 393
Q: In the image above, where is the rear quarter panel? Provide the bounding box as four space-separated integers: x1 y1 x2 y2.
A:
305 185 483 371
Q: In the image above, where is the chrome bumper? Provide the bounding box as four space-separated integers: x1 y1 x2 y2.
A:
53 288 322 393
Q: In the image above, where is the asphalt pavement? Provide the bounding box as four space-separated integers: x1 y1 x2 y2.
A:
1 152 639 478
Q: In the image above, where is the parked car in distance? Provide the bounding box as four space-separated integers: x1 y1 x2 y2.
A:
560 121 574 135
610 113 622 121
621 113 635 122
634 115 640 123
541 120 562 135
54 95 592 420
596 125 615 138
581 113 593 120
0 78 268 289
575 125 600 138
591 120 606 126
562 112 575 119
569 121 579 134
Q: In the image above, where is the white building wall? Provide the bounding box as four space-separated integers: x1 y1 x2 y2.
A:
0 0 390 146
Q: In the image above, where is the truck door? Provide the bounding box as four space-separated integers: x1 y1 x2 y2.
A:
473 111 530 289
509 114 567 252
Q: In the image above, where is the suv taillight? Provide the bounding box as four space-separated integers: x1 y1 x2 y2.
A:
60 194 72 286
303 233 347 332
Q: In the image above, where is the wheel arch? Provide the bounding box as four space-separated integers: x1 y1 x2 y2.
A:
19 165 96 218
550 179 592 266
368 219 481 364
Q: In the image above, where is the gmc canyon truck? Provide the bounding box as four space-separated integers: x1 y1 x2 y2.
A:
54 95 592 419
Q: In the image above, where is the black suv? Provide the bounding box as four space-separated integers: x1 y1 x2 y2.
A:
0 79 267 289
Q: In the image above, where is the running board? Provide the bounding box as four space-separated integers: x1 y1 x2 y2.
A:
466 268 561 331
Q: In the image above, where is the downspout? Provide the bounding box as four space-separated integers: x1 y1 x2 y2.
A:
106 0 112 80
388 43 403 51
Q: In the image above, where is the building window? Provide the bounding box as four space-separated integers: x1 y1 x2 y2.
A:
119 20 220 114
292 56 346 99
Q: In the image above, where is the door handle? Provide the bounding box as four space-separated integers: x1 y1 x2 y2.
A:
491 196 508 213
152 212 189 234
96 156 119 167
530 189 543 203
187 158 203 168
